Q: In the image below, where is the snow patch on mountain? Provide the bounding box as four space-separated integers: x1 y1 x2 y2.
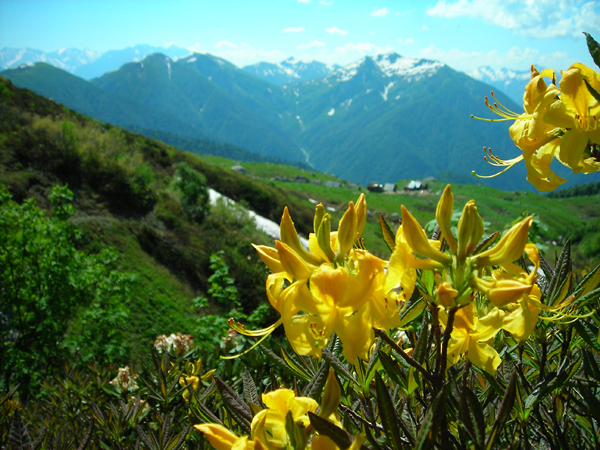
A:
326 53 443 84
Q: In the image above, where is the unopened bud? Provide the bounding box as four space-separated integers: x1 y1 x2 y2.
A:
436 185 457 253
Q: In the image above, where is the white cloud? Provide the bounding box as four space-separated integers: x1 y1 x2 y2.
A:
398 38 415 45
298 0 310 3
214 41 238 49
326 26 348 35
334 42 395 58
422 24 428 31
371 7 389 17
297 41 327 49
187 43 202 53
284 27 305 33
164 42 178 47
419 44 547 71
319 0 333 4
212 42 286 65
426 0 600 38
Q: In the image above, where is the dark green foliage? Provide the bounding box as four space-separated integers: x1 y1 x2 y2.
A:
0 186 135 398
547 180 600 198
175 163 209 223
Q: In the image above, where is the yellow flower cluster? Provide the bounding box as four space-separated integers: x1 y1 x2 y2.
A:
475 62 600 191
196 370 364 450
402 185 565 374
243 195 415 364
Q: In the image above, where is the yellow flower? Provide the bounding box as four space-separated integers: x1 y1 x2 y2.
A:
195 424 261 450
402 186 532 309
238 195 414 364
544 63 600 174
251 389 318 450
472 65 567 191
442 303 503 374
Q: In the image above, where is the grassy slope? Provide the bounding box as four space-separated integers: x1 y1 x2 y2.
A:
0 77 315 358
207 159 600 264
1 75 598 361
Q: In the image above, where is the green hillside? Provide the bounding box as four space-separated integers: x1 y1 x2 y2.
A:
0 77 317 393
2 76 599 398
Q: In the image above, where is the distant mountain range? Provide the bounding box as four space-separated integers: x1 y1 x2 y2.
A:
242 57 340 86
467 66 530 104
2 44 531 103
4 49 597 190
1 45 190 80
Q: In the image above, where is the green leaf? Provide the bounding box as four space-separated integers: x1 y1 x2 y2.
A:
584 32 600 70
582 349 600 382
415 383 450 450
574 320 600 352
215 376 252 434
375 372 404 450
485 370 517 450
573 264 600 300
322 349 359 386
302 361 330 399
378 351 406 389
379 213 396 253
399 297 425 329
280 346 312 381
585 79 600 104
413 313 429 365
242 368 262 408
9 409 32 450
459 387 485 450
308 411 353 450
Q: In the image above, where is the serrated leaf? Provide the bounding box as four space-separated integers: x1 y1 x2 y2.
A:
585 79 600 104
322 349 359 385
280 346 312 381
547 240 571 304
574 264 600 299
582 349 600 382
75 423 93 450
473 231 500 255
415 383 449 450
485 370 517 450
215 376 252 433
574 320 600 352
413 313 429 365
398 297 425 328
375 372 403 450
243 368 262 408
524 359 580 412
576 381 600 424
308 412 353 449
302 361 329 399
379 213 396 253
9 409 32 450
459 387 485 450
584 32 600 69
378 351 406 388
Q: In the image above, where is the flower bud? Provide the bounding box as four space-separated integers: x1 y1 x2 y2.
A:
276 241 314 281
354 194 367 238
476 217 532 267
280 207 322 266
435 185 457 253
401 206 451 266
456 201 484 260
253 244 284 273
336 201 357 260
317 215 336 262
436 281 458 309
319 369 341 419
314 203 325 235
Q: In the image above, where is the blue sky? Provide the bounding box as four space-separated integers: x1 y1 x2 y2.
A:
1 0 599 73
